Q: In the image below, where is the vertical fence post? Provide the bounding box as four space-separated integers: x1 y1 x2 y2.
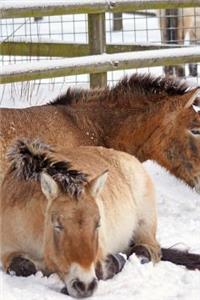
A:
162 9 185 76
113 13 123 31
88 13 107 88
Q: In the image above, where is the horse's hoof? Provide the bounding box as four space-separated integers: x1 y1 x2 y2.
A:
130 245 151 263
96 253 126 280
139 256 150 264
112 253 126 272
8 256 37 277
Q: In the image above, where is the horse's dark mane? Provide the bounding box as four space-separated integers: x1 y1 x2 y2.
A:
115 73 189 96
50 87 107 106
7 139 87 198
50 73 190 107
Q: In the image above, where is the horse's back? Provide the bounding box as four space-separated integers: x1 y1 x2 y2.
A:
57 146 154 204
60 145 153 193
0 106 78 147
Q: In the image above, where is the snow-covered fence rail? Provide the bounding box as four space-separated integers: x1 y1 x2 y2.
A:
1 0 200 19
1 47 200 84
1 0 200 87
1 41 182 58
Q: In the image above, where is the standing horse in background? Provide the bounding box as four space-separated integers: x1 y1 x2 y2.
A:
0 74 200 193
1 139 200 298
159 8 200 77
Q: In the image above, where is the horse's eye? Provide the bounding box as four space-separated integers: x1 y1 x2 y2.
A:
51 214 64 232
190 128 200 136
54 223 64 232
95 222 101 230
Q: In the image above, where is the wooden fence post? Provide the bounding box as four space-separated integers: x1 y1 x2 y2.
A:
162 9 186 76
113 13 123 31
88 13 107 88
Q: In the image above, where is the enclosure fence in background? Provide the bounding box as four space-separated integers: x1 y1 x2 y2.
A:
0 0 200 106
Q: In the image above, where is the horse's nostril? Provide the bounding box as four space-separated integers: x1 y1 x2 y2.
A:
72 278 97 297
72 279 85 292
88 279 97 292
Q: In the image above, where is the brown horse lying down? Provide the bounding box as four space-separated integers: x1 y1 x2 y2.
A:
1 139 200 298
0 74 200 193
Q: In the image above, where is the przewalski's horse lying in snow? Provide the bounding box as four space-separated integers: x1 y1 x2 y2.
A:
1 139 200 298
0 74 200 193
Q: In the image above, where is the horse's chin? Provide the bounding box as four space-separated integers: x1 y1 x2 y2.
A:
61 285 79 298
61 283 95 298
195 182 200 194
193 175 200 194
61 286 69 295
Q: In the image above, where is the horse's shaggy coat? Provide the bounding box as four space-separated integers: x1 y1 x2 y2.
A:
0 73 199 192
1 139 200 298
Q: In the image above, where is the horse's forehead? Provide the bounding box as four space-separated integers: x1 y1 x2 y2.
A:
50 195 98 216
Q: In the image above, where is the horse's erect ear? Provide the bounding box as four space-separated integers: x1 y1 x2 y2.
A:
182 87 200 109
88 170 109 198
40 172 59 201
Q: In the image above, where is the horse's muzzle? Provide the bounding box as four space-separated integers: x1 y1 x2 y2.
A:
61 278 98 298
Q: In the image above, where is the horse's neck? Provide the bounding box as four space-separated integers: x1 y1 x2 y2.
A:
67 102 163 161
108 116 155 161
83 107 161 161
8 185 46 259
24 197 46 256
67 106 110 146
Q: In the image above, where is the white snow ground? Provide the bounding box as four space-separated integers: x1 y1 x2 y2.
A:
1 161 200 300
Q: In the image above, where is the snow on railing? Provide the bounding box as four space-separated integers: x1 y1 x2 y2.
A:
1 47 200 84
1 0 200 18
1 0 200 86
1 40 184 58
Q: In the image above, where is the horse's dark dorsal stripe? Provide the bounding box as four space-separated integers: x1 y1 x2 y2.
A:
50 73 190 107
7 139 87 198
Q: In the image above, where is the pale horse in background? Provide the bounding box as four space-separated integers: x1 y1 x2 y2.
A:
159 8 200 77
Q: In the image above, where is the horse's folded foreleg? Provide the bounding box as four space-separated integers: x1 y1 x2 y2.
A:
2 252 37 277
129 229 161 264
7 256 37 277
95 253 126 280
